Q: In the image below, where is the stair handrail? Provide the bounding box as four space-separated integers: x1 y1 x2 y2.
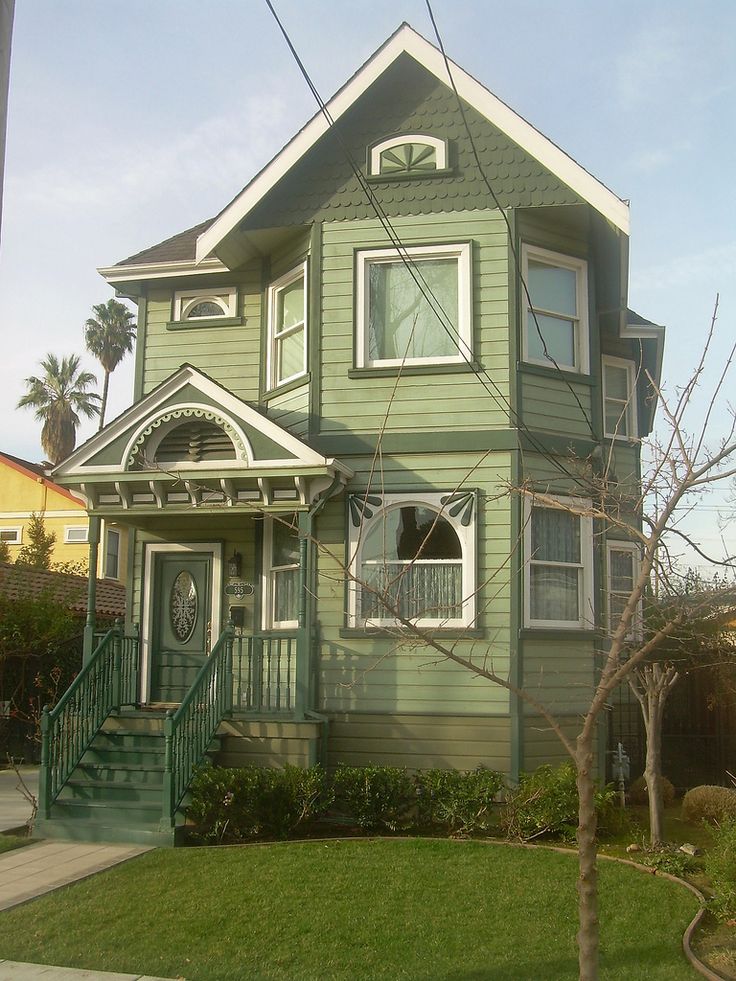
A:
162 621 234 825
39 619 140 819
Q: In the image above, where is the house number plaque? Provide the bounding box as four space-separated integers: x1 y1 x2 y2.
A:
225 581 255 598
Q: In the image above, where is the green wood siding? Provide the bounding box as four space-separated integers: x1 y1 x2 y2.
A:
520 373 594 439
521 637 596 716
266 383 310 437
319 211 510 434
245 55 580 229
327 713 511 771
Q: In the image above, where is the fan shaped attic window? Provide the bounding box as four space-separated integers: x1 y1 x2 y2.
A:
369 135 448 178
174 287 237 322
154 420 236 464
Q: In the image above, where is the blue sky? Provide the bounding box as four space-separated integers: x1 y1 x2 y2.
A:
1 1 734 565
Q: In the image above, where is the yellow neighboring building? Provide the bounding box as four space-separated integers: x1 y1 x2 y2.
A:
0 451 126 580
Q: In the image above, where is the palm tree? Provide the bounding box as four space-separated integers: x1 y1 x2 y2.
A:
84 298 137 429
17 354 100 464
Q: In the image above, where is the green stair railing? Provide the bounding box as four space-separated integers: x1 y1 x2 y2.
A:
162 622 234 826
39 620 139 819
232 631 298 713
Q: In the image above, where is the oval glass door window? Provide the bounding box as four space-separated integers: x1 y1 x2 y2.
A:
170 571 198 643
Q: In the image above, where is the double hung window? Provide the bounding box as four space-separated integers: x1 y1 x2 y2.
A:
105 528 121 579
267 263 307 390
263 517 300 629
607 541 641 639
602 357 637 439
355 244 471 368
348 493 476 627
522 245 589 373
525 497 593 629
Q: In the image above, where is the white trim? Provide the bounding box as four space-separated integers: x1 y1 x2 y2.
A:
521 244 590 374
0 525 23 544
347 492 476 628
97 257 228 284
355 242 472 368
606 540 642 640
53 365 331 478
266 262 308 391
195 24 628 265
63 525 89 544
524 495 594 630
140 541 223 704
369 133 447 175
262 516 300 630
602 355 638 440
174 286 237 321
0 510 83 519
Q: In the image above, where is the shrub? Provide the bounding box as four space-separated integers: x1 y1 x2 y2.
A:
682 785 736 826
500 762 616 843
332 764 416 831
628 774 676 807
705 819 736 920
416 767 505 835
188 764 331 842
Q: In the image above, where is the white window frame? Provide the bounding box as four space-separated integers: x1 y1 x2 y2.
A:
369 134 447 176
105 527 121 579
606 540 642 640
524 495 594 630
347 492 476 628
602 356 638 440
174 286 237 321
262 516 300 630
0 526 22 545
266 263 308 391
521 244 589 374
355 243 472 369
64 525 88 544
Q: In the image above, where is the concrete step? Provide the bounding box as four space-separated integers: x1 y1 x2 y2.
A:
61 780 164 804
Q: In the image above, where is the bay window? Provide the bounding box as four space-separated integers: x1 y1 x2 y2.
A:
263 517 300 629
267 263 307 390
607 541 641 639
602 356 637 439
522 245 589 373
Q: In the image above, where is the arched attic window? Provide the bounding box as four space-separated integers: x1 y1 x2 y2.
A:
368 135 448 178
348 492 475 627
174 287 237 322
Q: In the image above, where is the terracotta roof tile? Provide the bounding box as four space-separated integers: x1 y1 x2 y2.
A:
0 563 125 618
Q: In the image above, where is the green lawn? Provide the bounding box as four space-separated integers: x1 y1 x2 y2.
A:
0 839 699 980
0 834 30 855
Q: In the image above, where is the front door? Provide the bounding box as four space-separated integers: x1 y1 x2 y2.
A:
149 552 213 703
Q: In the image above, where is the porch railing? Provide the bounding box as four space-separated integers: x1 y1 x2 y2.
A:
232 631 298 714
163 622 234 824
39 620 139 818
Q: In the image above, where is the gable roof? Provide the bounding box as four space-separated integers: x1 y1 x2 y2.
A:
101 23 629 283
0 451 84 507
0 562 125 618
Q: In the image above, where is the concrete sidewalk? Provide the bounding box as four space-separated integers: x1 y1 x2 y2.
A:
0 962 176 980
0 768 38 834
0 841 152 912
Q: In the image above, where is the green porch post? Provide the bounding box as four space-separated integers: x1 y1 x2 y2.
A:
83 516 101 663
295 511 314 718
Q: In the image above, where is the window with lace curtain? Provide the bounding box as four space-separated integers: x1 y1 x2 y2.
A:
524 496 593 629
348 493 476 627
263 517 300 629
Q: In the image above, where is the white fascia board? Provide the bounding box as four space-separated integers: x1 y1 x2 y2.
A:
97 257 228 285
54 365 332 477
196 24 629 263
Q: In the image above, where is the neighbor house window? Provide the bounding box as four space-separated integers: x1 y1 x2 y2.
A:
522 245 589 373
368 135 448 176
348 493 476 627
105 528 121 579
355 243 472 368
0 527 22 545
267 263 307 390
607 541 641 639
263 517 300 629
525 496 593 629
64 526 88 544
602 356 638 439
174 287 237 321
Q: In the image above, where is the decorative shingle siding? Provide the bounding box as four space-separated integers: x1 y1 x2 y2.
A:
245 55 580 230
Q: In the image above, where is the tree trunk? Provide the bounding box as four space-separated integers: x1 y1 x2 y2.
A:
644 695 665 845
576 733 599 981
98 371 110 431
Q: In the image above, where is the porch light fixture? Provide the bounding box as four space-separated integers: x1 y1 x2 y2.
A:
228 550 242 579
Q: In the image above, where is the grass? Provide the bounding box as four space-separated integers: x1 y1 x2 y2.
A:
0 838 699 980
0 834 31 855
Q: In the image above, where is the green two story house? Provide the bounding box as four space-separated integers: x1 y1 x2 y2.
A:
40 23 664 844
